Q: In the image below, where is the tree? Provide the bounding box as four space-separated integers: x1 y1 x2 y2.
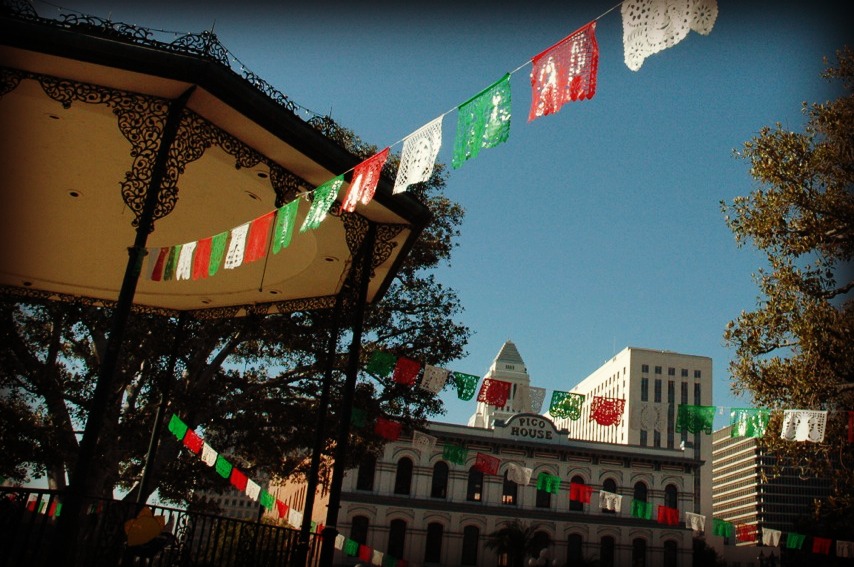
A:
485 519 552 567
0 118 470 506
721 47 854 532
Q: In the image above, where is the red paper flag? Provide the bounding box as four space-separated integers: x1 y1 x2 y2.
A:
229 468 248 492
182 429 203 454
813 536 832 555
474 452 500 475
244 211 275 263
276 499 289 519
392 357 421 386
590 396 626 426
569 481 593 503
529 21 599 121
375 417 403 441
342 148 390 212
192 237 212 280
149 247 169 281
657 505 680 526
359 545 372 562
477 378 512 407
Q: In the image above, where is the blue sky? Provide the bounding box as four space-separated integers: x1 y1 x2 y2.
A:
53 0 850 428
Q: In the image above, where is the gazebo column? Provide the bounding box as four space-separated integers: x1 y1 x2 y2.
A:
51 86 196 566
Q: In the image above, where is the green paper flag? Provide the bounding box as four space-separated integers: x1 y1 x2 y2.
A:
259 490 275 511
366 351 397 378
631 499 653 520
452 73 511 169
536 472 561 494
786 532 805 549
344 538 359 557
382 555 397 567
300 176 343 233
676 404 716 434
214 454 233 479
272 199 300 253
730 408 770 438
163 244 181 281
167 414 188 441
549 391 585 420
209 231 229 276
452 372 479 401
443 443 468 465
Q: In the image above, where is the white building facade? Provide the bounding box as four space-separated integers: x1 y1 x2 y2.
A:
326 342 710 567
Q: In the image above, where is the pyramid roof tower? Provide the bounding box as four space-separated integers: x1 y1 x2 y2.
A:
468 340 534 428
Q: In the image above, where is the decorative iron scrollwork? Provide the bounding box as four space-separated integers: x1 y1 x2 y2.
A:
0 67 22 97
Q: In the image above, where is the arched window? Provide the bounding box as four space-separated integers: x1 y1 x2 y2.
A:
461 525 480 566
424 522 443 564
566 534 583 565
633 481 648 502
350 515 369 545
431 461 449 499
663 540 678 567
569 475 585 511
602 478 618 514
632 538 646 567
388 519 406 559
600 535 615 567
466 467 483 502
394 457 413 495
502 470 518 505
664 484 678 509
356 454 376 491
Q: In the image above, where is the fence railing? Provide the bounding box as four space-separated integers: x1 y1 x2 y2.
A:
0 487 320 567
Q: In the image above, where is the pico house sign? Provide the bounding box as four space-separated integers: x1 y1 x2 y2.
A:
495 413 569 445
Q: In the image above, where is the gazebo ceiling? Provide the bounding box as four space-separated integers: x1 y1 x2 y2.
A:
0 9 430 317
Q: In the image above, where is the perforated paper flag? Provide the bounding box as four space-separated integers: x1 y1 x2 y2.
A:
224 223 249 270
342 148 389 212
300 176 343 232
452 372 479 401
244 211 275 263
394 117 443 194
529 21 598 121
452 73 511 169
590 396 626 426
550 391 584 420
272 199 299 253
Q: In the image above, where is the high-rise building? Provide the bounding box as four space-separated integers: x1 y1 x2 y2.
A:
711 425 832 542
551 347 714 524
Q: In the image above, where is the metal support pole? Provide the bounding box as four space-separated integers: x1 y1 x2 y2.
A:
318 223 376 567
293 294 345 566
50 86 195 566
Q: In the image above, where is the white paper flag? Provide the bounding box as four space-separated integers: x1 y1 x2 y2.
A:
412 430 438 453
762 527 781 547
419 365 450 393
685 511 706 533
599 490 623 512
224 223 249 270
334 534 346 550
372 550 384 565
201 443 218 466
506 462 533 485
393 116 443 194
837 540 854 558
528 386 546 413
245 479 261 501
174 241 197 281
781 409 828 442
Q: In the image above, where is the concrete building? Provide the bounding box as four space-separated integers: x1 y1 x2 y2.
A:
270 341 710 567
551 347 714 526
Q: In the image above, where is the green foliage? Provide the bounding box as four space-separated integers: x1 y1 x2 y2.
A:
0 119 470 503
484 519 552 567
721 47 854 532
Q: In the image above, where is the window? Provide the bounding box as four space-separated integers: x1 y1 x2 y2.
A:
681 382 688 404
634 481 648 502
424 522 443 564
431 461 449 499
351 515 369 545
602 478 617 514
536 479 551 509
569 475 584 511
665 484 678 509
668 367 675 376
639 430 648 446
632 538 647 567
640 378 649 402
356 454 376 491
654 380 662 403
663 540 678 567
461 525 479 566
467 467 483 502
567 534 583 565
388 519 406 559
694 369 702 378
694 383 702 405
502 470 518 505
654 430 661 447
654 366 662 374
600 536 615 567
641 364 649 373
394 457 413 495
681 368 688 377
667 381 675 403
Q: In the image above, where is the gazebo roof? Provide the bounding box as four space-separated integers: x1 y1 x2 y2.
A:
0 5 431 318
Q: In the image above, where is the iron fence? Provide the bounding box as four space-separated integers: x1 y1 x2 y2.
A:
0 487 319 567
